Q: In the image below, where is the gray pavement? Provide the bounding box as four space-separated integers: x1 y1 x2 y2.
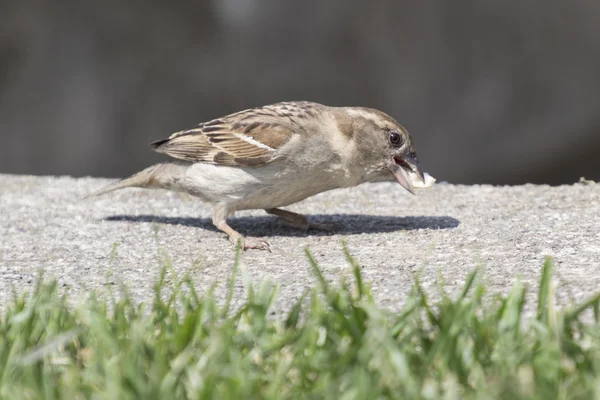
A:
1 174 599 313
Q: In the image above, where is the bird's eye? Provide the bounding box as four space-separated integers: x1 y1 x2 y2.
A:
389 131 403 147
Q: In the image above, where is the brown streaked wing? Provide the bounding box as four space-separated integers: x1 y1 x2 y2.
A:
150 110 296 167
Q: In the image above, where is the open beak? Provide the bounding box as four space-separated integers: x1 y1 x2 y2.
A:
389 153 425 195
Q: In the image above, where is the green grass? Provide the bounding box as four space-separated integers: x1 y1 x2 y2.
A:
1 245 600 399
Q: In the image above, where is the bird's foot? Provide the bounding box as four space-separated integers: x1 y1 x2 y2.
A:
302 221 335 232
230 234 271 252
279 217 336 232
216 218 272 252
240 237 271 252
277 217 335 232
266 208 335 232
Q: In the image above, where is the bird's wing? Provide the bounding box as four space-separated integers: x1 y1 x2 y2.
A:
150 105 304 167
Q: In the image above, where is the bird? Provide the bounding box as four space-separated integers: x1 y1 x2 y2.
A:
90 101 426 251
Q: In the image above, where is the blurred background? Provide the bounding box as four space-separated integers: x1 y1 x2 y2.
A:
1 0 599 184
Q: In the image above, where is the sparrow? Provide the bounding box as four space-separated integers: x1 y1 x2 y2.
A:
90 101 426 251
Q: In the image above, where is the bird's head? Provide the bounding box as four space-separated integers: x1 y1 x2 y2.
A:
337 107 425 194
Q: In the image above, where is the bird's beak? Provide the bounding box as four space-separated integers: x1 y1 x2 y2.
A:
389 152 425 195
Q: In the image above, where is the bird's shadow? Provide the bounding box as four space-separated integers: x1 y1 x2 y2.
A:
104 213 460 237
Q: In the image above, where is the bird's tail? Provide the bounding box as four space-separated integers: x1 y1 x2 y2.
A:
85 162 181 199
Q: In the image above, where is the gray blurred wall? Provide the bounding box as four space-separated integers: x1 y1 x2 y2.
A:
1 0 599 184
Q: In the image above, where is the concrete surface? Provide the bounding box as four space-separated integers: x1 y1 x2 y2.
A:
1 174 599 314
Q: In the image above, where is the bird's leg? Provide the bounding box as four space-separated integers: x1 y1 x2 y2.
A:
264 208 334 231
212 205 271 251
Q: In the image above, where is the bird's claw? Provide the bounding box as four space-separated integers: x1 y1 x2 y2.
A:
242 237 272 252
307 221 335 232
276 218 335 232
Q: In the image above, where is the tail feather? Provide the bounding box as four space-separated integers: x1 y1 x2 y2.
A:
149 138 170 148
84 163 170 199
